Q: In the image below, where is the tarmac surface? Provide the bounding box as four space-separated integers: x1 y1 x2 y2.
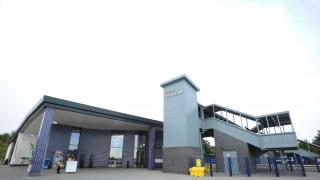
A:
1 166 320 180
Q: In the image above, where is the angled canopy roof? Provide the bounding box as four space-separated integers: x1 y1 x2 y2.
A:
13 95 163 141
42 96 162 126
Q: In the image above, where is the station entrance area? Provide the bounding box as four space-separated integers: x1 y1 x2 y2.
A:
4 74 320 177
6 96 163 176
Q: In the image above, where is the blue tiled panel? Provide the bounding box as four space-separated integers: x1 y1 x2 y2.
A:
45 125 72 161
77 129 111 167
148 127 156 169
28 108 54 176
154 131 163 159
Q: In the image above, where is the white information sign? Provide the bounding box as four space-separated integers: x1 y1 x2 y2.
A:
65 161 78 173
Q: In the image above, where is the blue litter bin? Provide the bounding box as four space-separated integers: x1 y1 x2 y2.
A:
43 159 51 169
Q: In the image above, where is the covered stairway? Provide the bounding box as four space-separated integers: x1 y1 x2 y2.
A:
199 104 298 150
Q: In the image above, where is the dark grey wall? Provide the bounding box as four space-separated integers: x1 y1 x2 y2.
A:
45 125 72 160
215 129 250 158
122 131 135 167
45 124 162 168
215 129 248 172
162 146 200 174
214 129 261 172
77 129 111 167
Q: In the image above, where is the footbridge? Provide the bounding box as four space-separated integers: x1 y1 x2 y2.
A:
199 104 298 150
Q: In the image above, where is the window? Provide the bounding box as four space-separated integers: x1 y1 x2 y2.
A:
134 135 139 160
68 129 80 160
109 135 124 160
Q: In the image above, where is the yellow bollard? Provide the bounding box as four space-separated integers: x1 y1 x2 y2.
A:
189 159 205 177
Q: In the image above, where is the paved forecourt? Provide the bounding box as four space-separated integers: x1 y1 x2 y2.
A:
1 166 320 180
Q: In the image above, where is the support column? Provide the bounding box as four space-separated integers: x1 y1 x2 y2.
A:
200 106 204 158
232 114 235 124
246 118 249 129
288 113 295 132
27 108 54 176
148 127 156 169
266 116 270 134
255 118 262 148
255 118 260 134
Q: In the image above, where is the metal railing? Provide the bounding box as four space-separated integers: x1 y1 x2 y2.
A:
201 104 295 136
202 156 319 177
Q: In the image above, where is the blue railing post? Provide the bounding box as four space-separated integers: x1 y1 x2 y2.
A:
210 158 213 176
273 157 280 177
228 157 232 176
315 157 320 173
267 157 272 171
245 157 251 177
298 156 306 177
288 158 293 172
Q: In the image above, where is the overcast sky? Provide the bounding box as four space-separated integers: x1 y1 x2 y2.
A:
0 0 319 142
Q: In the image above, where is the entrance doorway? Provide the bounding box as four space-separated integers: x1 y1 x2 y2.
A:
109 135 124 168
223 150 239 174
134 135 146 168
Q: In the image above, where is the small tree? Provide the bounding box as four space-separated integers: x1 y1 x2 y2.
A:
312 130 320 146
298 139 309 150
311 130 320 154
202 139 215 156
298 131 320 155
0 133 11 162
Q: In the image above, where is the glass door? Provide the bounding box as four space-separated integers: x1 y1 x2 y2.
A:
134 135 146 168
109 135 124 168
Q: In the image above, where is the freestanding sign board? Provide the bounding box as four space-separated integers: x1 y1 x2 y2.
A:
66 161 78 173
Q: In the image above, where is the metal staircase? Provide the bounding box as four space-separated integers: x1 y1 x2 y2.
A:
290 148 320 158
288 140 320 158
200 104 298 150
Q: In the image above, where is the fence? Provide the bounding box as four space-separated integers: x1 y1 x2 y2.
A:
203 156 320 177
303 157 320 172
